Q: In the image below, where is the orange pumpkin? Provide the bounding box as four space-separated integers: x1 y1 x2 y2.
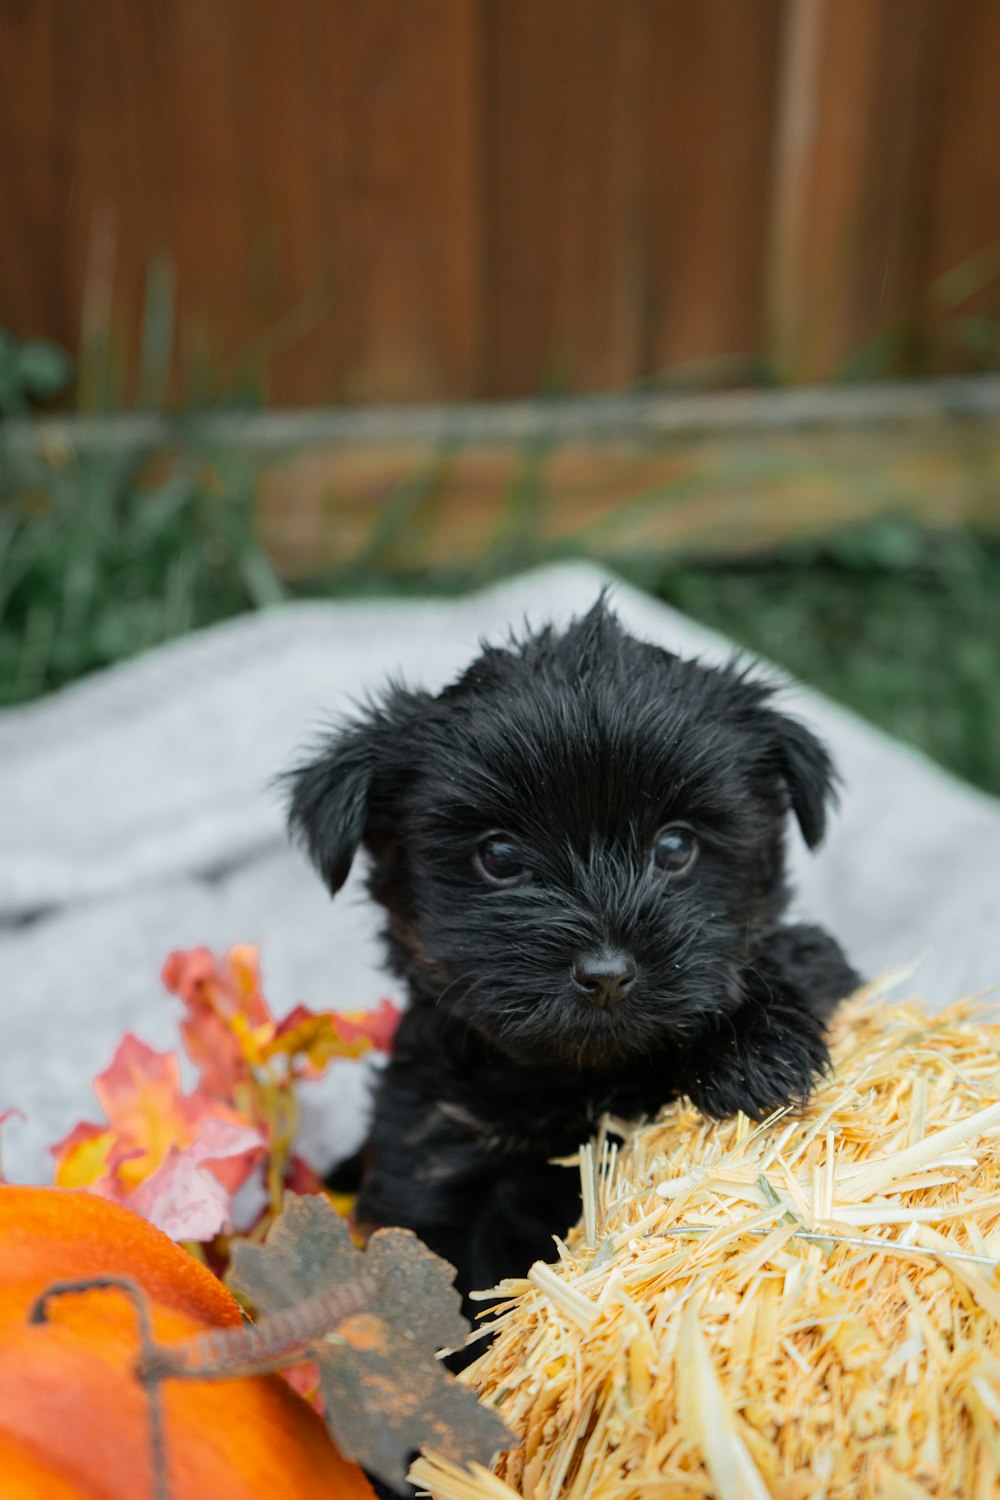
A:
0 1186 375 1500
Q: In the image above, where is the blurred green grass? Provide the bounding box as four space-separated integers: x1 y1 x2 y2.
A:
3 434 998 796
630 520 1000 797
0 317 284 703
2 323 999 798
0 442 284 704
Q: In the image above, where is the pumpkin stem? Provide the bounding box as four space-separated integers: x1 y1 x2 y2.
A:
26 1263 382 1499
137 1270 379 1382
28 1274 172 1500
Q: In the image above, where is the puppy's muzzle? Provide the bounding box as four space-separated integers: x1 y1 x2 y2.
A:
572 947 637 1008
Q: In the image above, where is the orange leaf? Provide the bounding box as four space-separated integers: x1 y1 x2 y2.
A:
264 1008 348 1072
163 944 272 1097
285 1155 326 1197
267 999 401 1074
331 999 401 1054
91 1036 194 1186
50 1122 117 1191
129 1119 266 1239
51 1035 262 1219
162 945 270 1029
227 944 271 1024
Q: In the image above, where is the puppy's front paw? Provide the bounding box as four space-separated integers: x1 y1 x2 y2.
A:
686 1004 831 1121
686 921 858 1119
758 923 860 1020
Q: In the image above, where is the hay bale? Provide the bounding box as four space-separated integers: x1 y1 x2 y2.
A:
412 989 1000 1500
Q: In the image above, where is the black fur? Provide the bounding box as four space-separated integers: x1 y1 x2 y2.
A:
287 600 859 1303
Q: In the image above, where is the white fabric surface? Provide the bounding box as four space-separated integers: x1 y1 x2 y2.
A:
2 562 998 1185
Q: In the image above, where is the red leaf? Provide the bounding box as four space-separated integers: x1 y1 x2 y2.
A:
266 999 400 1074
184 1009 251 1100
92 1035 187 1175
130 1145 241 1240
285 1155 326 1196
49 1033 262 1236
49 1120 117 1191
162 944 270 1028
281 1359 323 1411
51 1035 190 1192
331 999 401 1054
163 944 272 1096
186 1115 267 1194
128 1116 266 1237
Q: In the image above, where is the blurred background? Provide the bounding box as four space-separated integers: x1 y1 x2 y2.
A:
2 0 999 792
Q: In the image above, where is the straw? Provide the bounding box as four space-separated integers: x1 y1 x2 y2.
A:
413 992 1000 1499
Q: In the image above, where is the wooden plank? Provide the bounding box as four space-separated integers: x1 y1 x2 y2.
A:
0 1 64 342
0 0 154 399
483 0 650 395
123 0 484 402
15 376 1000 451
10 379 1000 574
0 0 483 404
643 0 784 382
233 0 349 404
300 0 484 401
3 0 999 403
767 0 944 381
51 0 179 406
251 415 1000 575
125 1 266 396
917 0 1000 370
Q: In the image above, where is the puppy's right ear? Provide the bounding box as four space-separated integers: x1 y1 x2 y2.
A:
286 719 381 895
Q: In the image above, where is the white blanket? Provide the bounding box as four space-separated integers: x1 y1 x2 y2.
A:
2 563 998 1184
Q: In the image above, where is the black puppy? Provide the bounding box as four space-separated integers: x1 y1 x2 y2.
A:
287 600 858 1301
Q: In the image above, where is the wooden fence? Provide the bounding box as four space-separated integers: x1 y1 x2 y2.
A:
2 0 999 407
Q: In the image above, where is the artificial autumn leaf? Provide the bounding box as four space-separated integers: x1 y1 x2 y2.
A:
162 942 270 1027
49 1119 118 1190
50 1034 265 1233
129 1144 237 1241
265 997 402 1074
281 1357 322 1408
129 1118 266 1239
162 943 270 1098
92 1033 191 1187
230 1195 512 1493
284 1154 326 1196
331 997 401 1054
164 944 401 1093
47 945 398 1251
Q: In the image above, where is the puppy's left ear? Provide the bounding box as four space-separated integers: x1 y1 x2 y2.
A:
285 687 427 894
286 718 381 894
761 708 837 849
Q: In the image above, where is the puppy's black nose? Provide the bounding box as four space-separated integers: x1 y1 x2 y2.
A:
572 949 637 1007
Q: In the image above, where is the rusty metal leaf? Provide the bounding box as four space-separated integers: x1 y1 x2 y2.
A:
230 1195 512 1492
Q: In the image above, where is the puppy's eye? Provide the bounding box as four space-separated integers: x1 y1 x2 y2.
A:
652 824 699 877
474 835 526 887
